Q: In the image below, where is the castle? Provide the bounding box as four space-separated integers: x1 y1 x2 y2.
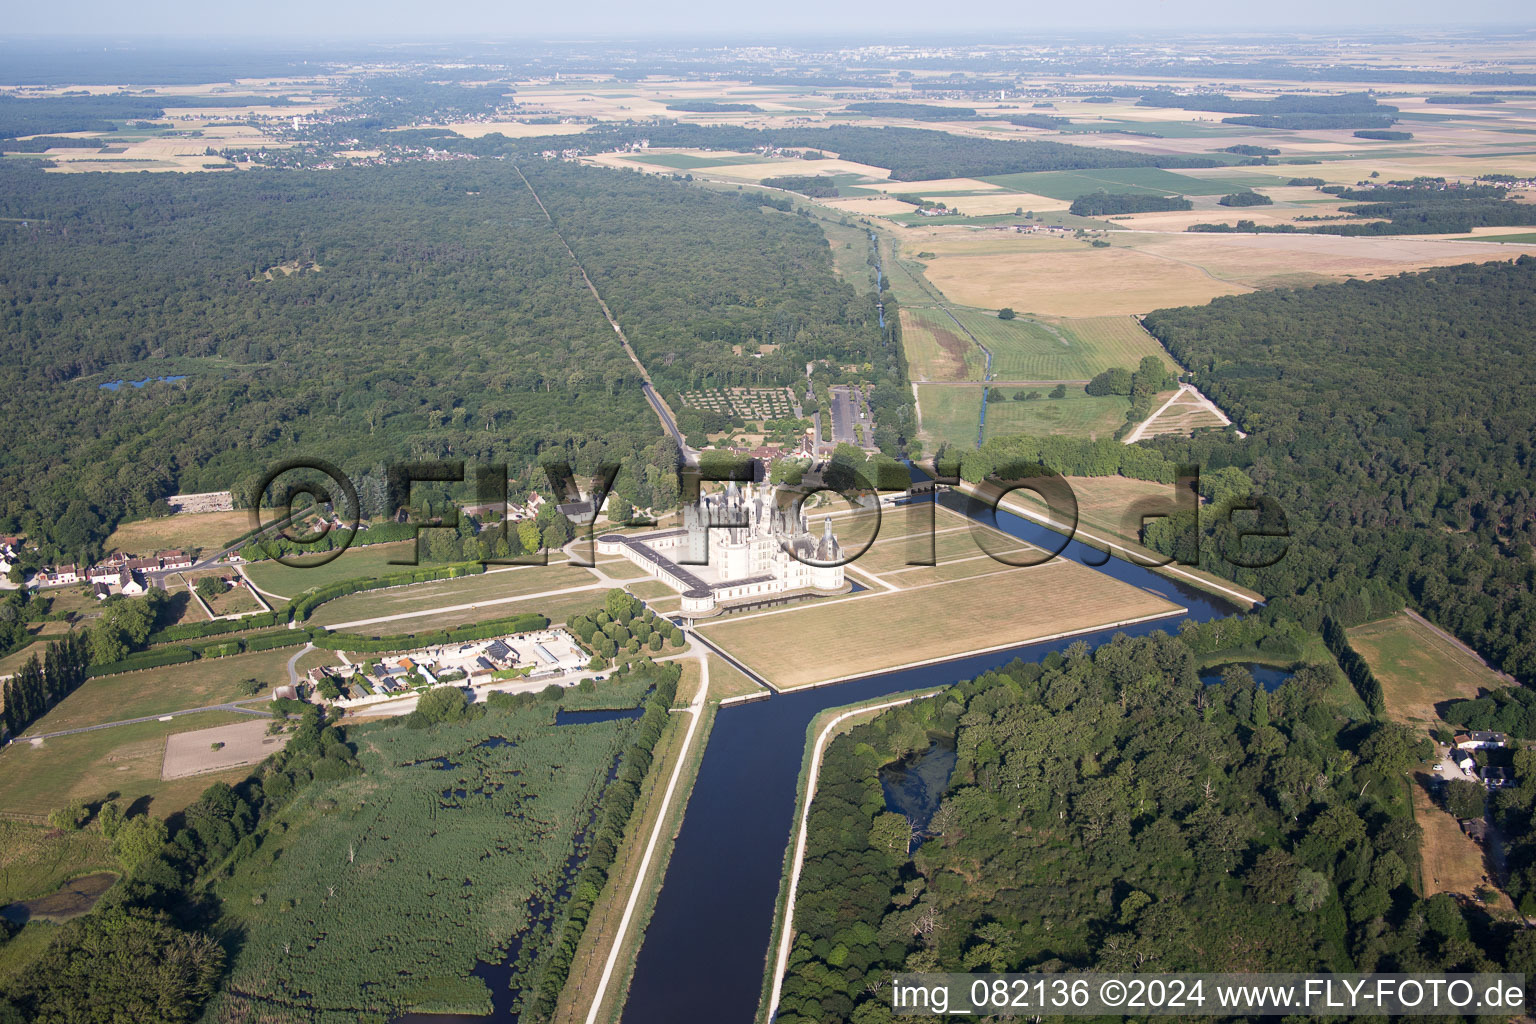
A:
597 482 846 615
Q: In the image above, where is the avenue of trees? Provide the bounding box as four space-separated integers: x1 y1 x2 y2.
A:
0 156 875 566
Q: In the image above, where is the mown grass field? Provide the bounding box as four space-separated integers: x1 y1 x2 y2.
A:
951 311 1093 380
21 647 293 736
243 541 551 598
985 386 1132 440
308 563 599 628
333 589 608 639
1348 612 1508 729
901 307 973 381
0 710 256 817
916 383 1130 446
904 307 1178 385
1058 316 1181 373
914 383 983 447
699 558 1182 689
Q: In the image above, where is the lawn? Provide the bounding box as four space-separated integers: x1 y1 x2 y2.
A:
243 540 455 598
308 563 600 628
0 710 258 818
21 647 292 736
331 589 608 640
700 557 1183 689
104 508 251 558
1348 612 1509 730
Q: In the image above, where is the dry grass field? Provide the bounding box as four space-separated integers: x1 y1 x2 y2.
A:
921 240 1248 315
1132 390 1229 438
1348 612 1508 731
161 719 291 780
105 509 251 557
701 503 1182 688
1117 233 1536 290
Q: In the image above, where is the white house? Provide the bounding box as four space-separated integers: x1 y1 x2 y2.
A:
1455 731 1508 750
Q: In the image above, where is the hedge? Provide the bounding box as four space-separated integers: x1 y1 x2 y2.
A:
290 561 484 622
86 646 199 678
145 610 287 645
312 612 550 654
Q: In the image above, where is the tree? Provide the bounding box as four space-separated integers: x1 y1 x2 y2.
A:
48 799 89 831
2 909 224 1023
1048 384 1067 399
194 576 228 603
869 813 914 858
97 800 123 839
1445 779 1486 820
997 307 1016 320
111 814 169 872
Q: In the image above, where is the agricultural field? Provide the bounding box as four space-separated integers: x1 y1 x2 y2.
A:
979 167 1293 200
0 710 258 818
915 234 1247 315
676 386 798 420
207 704 636 1022
104 508 250 558
19 646 292 736
307 563 601 629
702 503 1182 688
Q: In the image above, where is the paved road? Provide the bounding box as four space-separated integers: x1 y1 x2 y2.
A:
514 163 694 460
11 698 275 745
286 643 313 687
582 645 711 1024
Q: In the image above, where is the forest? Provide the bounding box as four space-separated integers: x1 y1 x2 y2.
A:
1068 192 1191 216
1138 258 1536 684
0 157 869 566
773 631 1536 1024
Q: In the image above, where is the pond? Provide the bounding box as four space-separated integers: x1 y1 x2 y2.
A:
1199 662 1293 692
879 737 957 844
99 374 187 390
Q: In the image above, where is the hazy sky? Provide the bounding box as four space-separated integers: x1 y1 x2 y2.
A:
9 0 1536 39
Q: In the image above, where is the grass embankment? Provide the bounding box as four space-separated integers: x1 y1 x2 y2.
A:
754 687 945 1024
551 656 720 1024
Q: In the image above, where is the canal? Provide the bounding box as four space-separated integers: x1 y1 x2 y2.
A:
620 489 1246 1023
